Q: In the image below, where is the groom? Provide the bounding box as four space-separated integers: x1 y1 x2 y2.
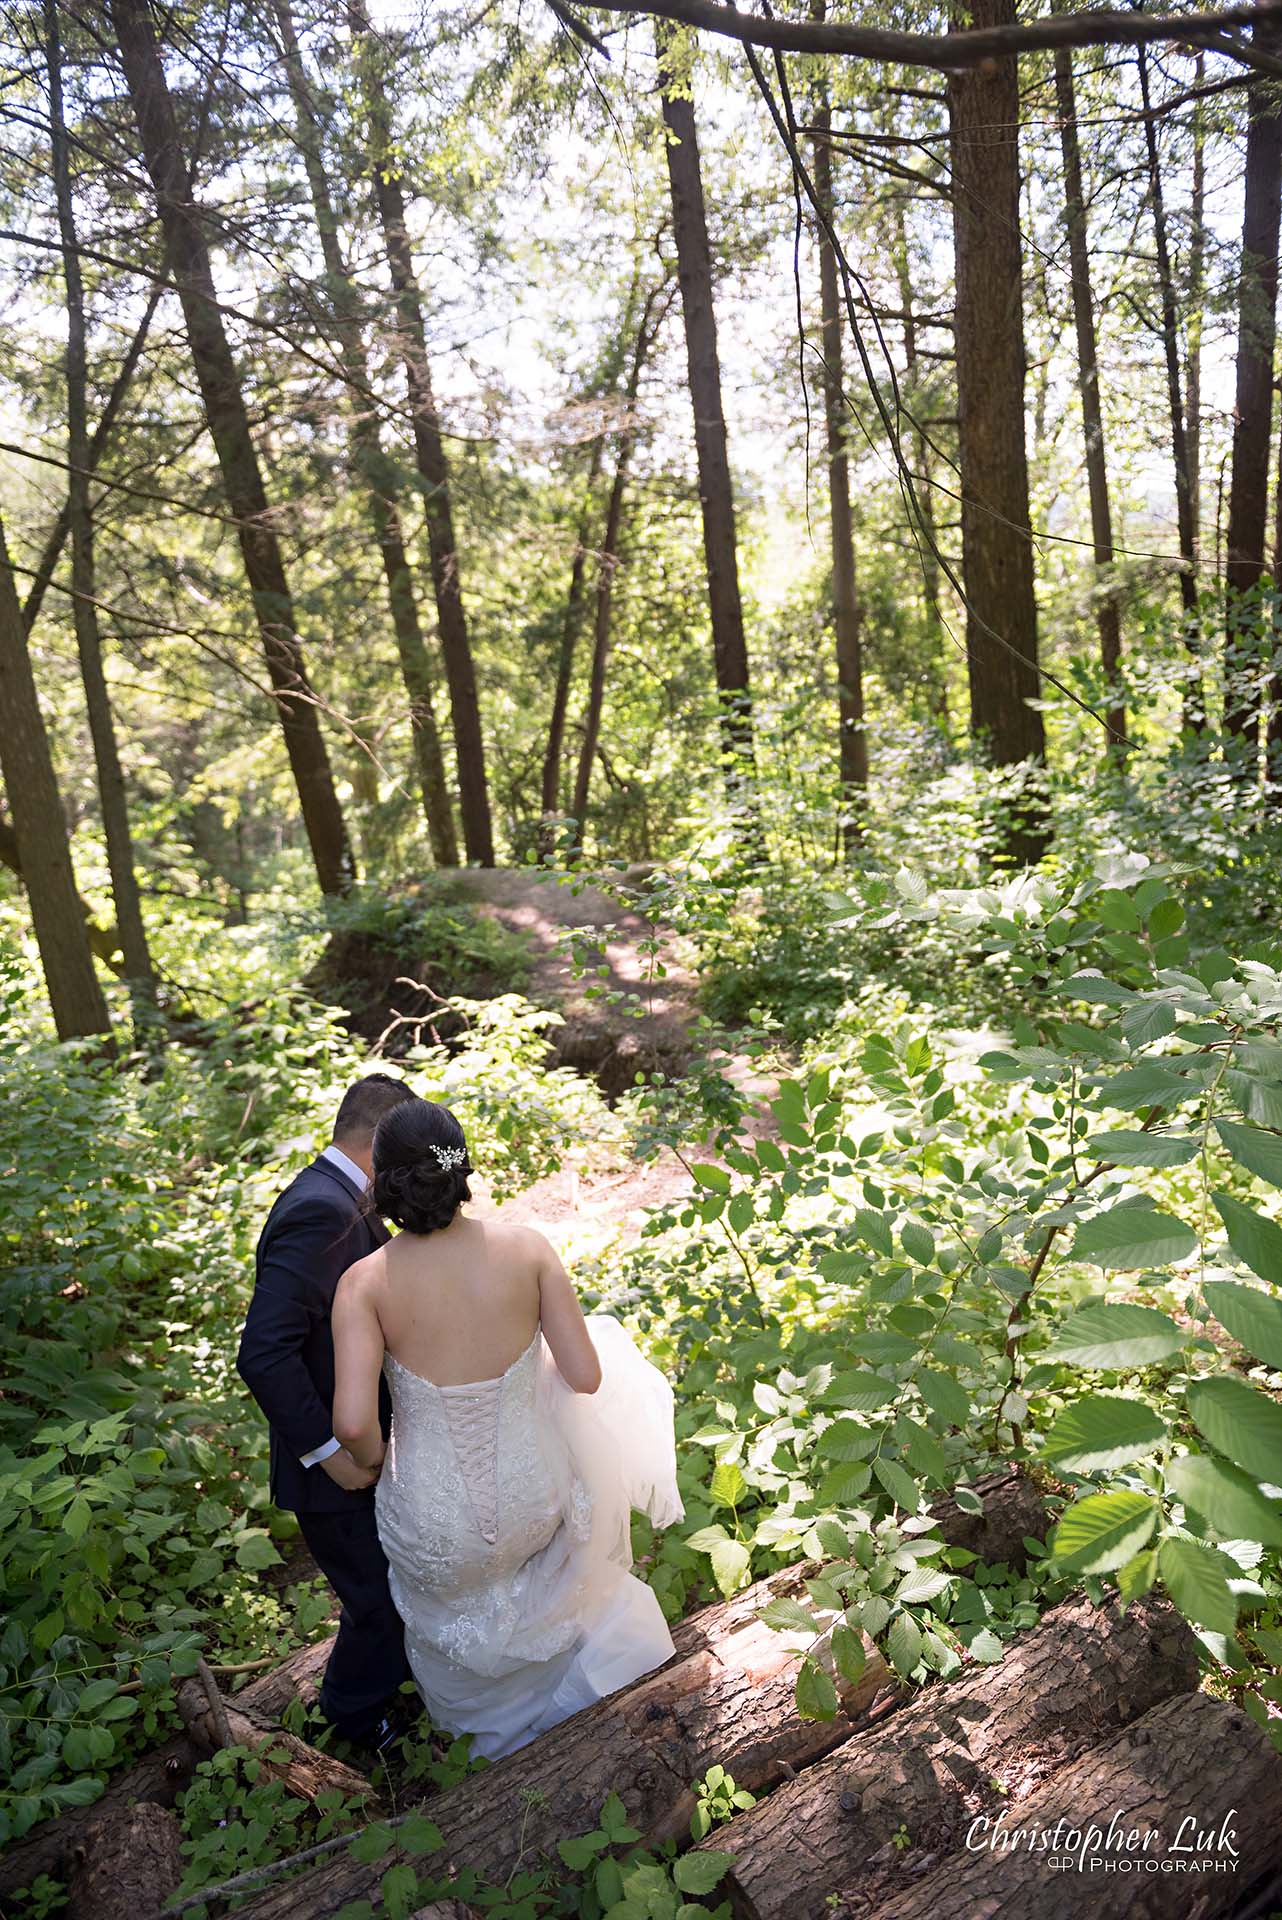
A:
237 1072 415 1749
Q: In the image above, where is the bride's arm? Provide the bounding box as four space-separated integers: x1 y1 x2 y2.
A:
332 1260 388 1469
535 1235 603 1394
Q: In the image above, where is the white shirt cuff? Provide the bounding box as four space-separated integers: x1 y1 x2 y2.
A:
300 1436 342 1468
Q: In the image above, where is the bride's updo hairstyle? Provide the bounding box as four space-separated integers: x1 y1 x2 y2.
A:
372 1097 472 1236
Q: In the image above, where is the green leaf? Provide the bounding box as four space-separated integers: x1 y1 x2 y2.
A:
916 1369 970 1428
1166 1454 1282 1545
1227 1071 1282 1132
1039 1394 1167 1471
795 1657 839 1721
853 1208 894 1256
690 1163 730 1193
967 1627 1005 1664
558 1832 606 1871
709 1536 751 1598
1215 1117 1282 1186
1186 1376 1282 1481
894 1567 952 1605
817 1461 872 1505
379 1862 419 1920
873 1456 921 1512
831 1623 866 1685
816 1419 881 1463
1073 1204 1197 1270
1083 1131 1198 1168
397 1815 442 1856
1049 1491 1158 1573
1116 1549 1158 1604
1158 1536 1239 1634
349 1823 395 1864
759 1596 816 1634
900 1222 935 1267
1213 1191 1282 1287
710 1461 746 1508
235 1532 283 1571
672 1851 734 1895
1203 1280 1282 1370
1046 1302 1185 1368
887 1611 923 1676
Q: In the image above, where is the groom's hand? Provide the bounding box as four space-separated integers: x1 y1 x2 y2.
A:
320 1446 381 1491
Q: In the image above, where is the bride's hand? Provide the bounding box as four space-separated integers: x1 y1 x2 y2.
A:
320 1445 382 1491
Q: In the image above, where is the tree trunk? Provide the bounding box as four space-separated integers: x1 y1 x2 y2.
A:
0 513 112 1042
655 19 759 824
1224 18 1282 764
860 1689 1282 1920
947 0 1047 862
543 433 608 828
710 1593 1197 1919
175 1680 380 1808
811 26 868 851
64 1803 183 1920
572 294 662 827
1187 55 1206 575
107 0 354 897
1054 44 1125 755
22 261 168 638
346 0 493 866
1138 45 1203 730
891 195 950 733
271 0 458 867
46 0 159 1027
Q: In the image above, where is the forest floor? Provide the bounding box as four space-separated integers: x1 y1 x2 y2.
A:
400 869 778 1263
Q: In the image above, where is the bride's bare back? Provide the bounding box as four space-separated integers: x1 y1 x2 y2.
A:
332 1211 601 1462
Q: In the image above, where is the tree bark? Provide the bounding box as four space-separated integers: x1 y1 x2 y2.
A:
891 194 950 732
106 0 354 898
175 1680 380 1809
709 1593 1198 1918
1187 55 1206 575
64 1802 183 1920
271 0 458 867
1138 45 1203 729
655 19 760 823
544 433 608 829
859 1688 1282 1920
572 294 662 827
811 19 868 851
1054 44 1125 755
346 0 493 865
1224 18 1282 762
0 512 112 1041
947 0 1048 862
46 0 159 1026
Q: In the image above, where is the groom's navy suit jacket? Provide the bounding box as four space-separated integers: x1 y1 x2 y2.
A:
237 1156 392 1515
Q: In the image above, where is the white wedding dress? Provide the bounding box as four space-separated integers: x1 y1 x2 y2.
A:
374 1314 682 1759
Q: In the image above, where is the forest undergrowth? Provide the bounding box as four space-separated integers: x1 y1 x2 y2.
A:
4 746 1282 1917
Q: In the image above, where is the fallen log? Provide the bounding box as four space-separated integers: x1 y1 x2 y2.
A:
64 1801 184 1920
929 1465 1049 1569
235 1599 890 1917
0 1638 336 1903
176 1681 380 1810
855 1688 1282 1920
706 1592 1199 1919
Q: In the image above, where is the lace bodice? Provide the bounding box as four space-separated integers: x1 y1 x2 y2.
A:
372 1316 681 1759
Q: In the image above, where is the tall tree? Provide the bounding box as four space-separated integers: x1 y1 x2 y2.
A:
45 0 158 1023
543 432 609 830
1053 43 1124 753
655 20 758 817
1137 45 1203 726
106 0 354 898
1186 54 1207 572
1224 20 1282 761
572 291 664 827
811 23 867 850
947 0 1046 858
891 194 950 731
0 514 112 1043
346 0 494 866
271 0 458 866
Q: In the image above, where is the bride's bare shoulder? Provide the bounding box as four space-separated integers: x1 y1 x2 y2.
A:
481 1218 555 1267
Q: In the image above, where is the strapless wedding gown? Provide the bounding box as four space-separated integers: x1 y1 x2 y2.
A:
374 1315 682 1759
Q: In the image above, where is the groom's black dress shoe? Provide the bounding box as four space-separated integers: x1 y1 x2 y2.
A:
359 1695 427 1758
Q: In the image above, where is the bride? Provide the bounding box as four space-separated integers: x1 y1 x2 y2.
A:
330 1095 682 1760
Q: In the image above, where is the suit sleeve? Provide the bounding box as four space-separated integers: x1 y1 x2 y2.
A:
237 1200 355 1462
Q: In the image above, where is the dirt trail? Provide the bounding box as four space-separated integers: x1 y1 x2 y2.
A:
440 869 776 1263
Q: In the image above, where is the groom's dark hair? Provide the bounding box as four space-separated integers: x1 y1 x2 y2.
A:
333 1073 413 1145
